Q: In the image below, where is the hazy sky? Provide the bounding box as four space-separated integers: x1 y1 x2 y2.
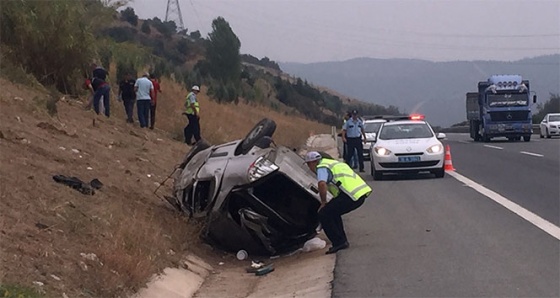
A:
129 0 560 63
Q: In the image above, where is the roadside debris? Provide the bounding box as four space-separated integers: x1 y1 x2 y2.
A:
236 250 248 260
245 261 274 276
52 175 102 195
302 237 326 252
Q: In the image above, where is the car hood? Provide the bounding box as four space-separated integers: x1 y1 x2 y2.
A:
547 121 560 126
377 138 440 153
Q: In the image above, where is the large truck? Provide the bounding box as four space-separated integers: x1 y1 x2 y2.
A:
466 74 536 142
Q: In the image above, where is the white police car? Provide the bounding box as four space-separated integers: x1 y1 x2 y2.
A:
370 115 446 180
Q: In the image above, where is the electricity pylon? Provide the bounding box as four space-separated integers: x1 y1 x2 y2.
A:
165 0 185 31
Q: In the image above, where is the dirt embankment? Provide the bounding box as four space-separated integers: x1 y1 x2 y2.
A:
0 76 331 297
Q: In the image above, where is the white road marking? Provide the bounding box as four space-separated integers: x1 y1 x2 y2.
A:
484 145 503 150
448 171 560 240
458 140 470 144
520 151 544 157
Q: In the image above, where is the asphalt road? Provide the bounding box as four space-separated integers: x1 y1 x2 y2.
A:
332 133 560 297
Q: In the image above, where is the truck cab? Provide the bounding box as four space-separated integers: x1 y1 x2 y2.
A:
467 75 536 142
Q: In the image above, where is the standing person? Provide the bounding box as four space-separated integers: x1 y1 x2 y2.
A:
91 63 111 117
341 112 358 169
118 73 136 123
149 74 162 130
183 85 201 145
342 110 366 172
304 151 371 254
134 72 154 128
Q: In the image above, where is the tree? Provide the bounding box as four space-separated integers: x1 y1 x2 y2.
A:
120 7 138 26
205 17 241 84
190 30 201 40
1 0 97 92
141 21 151 34
533 94 560 122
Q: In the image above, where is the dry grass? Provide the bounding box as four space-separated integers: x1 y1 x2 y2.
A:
0 74 332 297
155 78 331 148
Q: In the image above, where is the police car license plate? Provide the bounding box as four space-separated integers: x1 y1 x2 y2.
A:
398 156 420 162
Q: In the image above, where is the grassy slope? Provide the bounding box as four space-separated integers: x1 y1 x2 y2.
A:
0 75 330 297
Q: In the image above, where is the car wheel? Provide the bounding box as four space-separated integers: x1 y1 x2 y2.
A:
179 139 211 169
235 118 276 155
434 166 445 178
540 131 544 138
523 135 531 142
372 166 383 181
546 128 551 138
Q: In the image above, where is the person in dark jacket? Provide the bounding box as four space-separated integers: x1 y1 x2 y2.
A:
118 73 136 123
91 63 111 117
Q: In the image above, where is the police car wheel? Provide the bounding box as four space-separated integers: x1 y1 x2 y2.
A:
235 118 276 155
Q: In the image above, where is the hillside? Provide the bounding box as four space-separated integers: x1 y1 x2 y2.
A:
0 73 331 297
280 55 560 127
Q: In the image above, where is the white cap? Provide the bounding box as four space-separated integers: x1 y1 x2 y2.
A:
192 85 200 91
304 151 322 163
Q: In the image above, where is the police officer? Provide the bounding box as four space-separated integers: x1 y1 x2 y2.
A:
183 85 201 145
304 151 372 254
342 110 366 172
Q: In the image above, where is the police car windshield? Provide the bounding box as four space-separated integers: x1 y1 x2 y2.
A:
378 123 434 140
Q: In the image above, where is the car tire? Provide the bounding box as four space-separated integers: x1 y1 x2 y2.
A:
372 166 383 181
235 118 276 155
546 128 551 138
434 166 445 178
523 135 531 142
179 139 211 169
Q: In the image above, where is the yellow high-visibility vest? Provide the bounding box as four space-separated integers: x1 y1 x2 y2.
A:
185 92 200 114
317 158 371 201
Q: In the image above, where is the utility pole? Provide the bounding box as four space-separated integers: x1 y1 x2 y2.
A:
165 0 185 32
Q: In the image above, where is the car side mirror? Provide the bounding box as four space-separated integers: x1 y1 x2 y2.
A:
533 95 537 103
436 133 446 140
542 119 547 123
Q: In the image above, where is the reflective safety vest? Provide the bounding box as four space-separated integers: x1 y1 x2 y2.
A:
317 158 372 201
185 92 200 114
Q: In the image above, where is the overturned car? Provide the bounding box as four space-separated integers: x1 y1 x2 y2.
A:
167 119 328 255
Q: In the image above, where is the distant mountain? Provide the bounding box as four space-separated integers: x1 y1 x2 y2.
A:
280 55 560 127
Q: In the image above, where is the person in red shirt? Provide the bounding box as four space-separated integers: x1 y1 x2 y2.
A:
149 74 162 130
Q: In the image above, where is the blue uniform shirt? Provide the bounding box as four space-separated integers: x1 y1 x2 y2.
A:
343 118 364 138
317 167 333 183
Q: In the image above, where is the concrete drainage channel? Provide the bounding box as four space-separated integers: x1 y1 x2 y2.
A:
133 134 339 298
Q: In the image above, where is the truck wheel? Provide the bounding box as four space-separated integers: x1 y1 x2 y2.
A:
523 135 531 142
